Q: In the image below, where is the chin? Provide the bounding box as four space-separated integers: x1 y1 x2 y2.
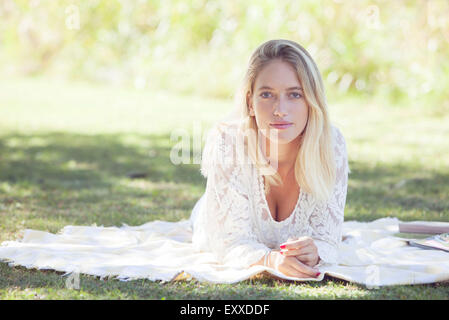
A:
266 133 298 145
257 126 302 145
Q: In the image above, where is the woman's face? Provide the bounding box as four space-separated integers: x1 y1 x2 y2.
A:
248 59 309 145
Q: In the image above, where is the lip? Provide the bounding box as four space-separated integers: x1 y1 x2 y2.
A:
270 122 293 129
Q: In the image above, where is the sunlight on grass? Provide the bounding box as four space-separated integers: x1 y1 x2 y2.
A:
0 77 230 135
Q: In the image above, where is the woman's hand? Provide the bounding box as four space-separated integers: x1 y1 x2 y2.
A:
268 250 320 278
279 236 320 268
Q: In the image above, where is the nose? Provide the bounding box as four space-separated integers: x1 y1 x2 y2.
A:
273 97 288 117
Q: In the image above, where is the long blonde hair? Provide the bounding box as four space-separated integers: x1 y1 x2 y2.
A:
234 39 336 203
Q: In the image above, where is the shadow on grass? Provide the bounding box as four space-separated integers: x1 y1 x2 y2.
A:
345 160 449 222
0 132 206 229
0 131 205 188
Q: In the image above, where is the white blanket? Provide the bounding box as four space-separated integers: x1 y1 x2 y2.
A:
1 217 448 287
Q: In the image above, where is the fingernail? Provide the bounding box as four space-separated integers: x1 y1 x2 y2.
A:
280 244 286 249
315 272 321 277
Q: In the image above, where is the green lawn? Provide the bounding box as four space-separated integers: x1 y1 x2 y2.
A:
0 76 448 299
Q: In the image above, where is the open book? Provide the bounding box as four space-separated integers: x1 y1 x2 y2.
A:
407 233 449 253
393 221 449 252
398 221 449 235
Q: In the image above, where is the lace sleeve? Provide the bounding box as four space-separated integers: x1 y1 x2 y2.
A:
309 126 350 265
192 124 271 269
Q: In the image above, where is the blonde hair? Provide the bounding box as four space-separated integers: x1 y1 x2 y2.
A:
234 39 337 203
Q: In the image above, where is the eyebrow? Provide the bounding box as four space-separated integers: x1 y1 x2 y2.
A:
257 86 303 91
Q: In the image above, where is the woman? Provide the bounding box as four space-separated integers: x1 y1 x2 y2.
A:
191 39 349 279
0 39 349 283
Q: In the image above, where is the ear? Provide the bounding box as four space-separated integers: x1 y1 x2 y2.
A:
246 92 255 116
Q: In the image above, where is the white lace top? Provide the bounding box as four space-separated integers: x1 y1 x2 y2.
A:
191 120 350 269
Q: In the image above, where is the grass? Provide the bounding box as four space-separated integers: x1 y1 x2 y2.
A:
0 75 448 299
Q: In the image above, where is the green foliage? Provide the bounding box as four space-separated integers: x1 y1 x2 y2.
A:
0 0 448 104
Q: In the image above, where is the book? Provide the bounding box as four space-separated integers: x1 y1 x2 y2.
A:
407 233 449 253
398 221 449 235
394 232 434 240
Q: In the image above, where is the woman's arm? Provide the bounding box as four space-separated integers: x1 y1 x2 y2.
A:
192 125 271 268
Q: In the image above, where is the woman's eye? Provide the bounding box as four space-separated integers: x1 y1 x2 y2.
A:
290 92 302 98
260 92 272 98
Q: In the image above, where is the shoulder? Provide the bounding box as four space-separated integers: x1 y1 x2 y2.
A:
200 119 246 177
206 120 242 160
330 124 347 148
214 119 245 144
330 124 350 174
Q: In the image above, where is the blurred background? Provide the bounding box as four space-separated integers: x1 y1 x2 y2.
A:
1 0 449 103
0 0 448 234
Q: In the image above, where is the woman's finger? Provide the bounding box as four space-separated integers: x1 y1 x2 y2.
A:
296 253 316 263
280 248 301 256
280 236 313 250
296 253 320 268
281 246 315 256
282 266 310 279
290 257 320 277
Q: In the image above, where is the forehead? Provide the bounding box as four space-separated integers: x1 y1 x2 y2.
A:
254 59 301 89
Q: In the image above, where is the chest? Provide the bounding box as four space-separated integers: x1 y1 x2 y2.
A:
264 175 300 222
